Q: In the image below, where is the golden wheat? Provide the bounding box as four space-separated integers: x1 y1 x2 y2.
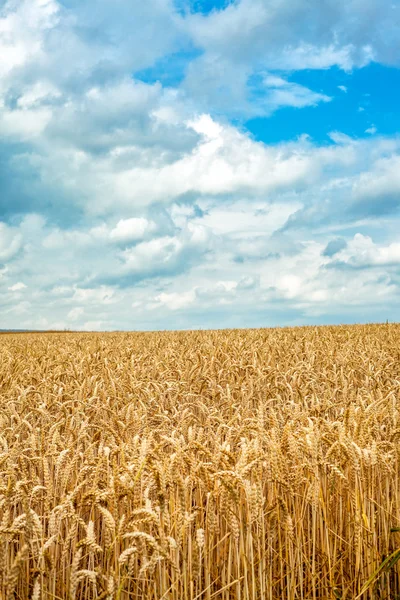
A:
0 324 400 599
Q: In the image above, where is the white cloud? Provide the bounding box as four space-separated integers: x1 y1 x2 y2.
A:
67 307 84 321
0 127 399 329
193 200 300 236
8 281 26 291
259 74 331 112
118 223 211 279
337 234 400 267
183 56 331 117
16 81 61 109
0 107 53 139
182 0 397 114
186 0 395 70
0 0 399 330
22 115 397 223
72 287 117 305
352 154 400 205
95 115 324 210
0 0 182 87
266 44 360 72
0 0 59 78
110 218 156 244
121 236 183 274
154 290 196 310
365 125 377 135
276 274 303 299
0 223 22 261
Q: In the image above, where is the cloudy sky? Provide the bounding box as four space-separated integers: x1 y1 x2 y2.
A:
1 0 400 330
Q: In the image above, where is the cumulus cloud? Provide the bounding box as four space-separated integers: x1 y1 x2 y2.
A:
114 222 212 282
351 154 400 216
24 113 323 216
322 238 348 257
332 234 400 268
181 0 398 115
154 290 196 310
110 218 157 244
0 223 22 261
0 0 400 330
2 125 400 329
185 0 398 69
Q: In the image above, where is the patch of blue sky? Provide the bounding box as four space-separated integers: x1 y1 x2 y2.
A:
245 63 400 145
174 0 234 16
134 48 203 88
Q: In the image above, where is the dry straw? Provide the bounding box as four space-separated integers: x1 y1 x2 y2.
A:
0 323 400 599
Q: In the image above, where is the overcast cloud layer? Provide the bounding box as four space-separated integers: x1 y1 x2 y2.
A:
1 0 400 330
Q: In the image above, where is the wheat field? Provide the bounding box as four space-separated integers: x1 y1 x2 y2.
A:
1 324 400 600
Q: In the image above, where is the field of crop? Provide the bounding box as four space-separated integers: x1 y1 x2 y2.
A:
1 324 400 599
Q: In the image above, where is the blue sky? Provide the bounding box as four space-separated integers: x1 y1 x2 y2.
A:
246 64 400 144
1 0 400 330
